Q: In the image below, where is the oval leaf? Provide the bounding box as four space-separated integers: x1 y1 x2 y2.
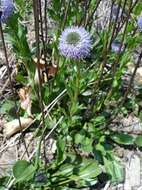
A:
13 160 35 182
135 135 142 147
111 133 134 145
13 160 30 179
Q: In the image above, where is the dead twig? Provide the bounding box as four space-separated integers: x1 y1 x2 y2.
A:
0 68 16 96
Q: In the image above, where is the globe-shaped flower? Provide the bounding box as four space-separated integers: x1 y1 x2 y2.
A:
137 16 142 32
59 26 92 59
0 0 14 23
112 5 122 21
111 41 124 53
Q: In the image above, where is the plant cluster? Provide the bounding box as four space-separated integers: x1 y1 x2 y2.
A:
1 0 142 189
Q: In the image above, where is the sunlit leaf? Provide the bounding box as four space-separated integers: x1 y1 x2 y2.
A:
104 157 124 183
111 133 134 145
13 160 36 183
135 136 142 147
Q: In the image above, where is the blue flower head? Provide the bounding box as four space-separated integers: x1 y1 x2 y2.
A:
59 26 92 60
0 0 14 23
111 41 125 53
137 16 142 32
112 5 122 21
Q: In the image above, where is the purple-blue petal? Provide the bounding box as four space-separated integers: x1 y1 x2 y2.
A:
1 0 14 23
137 16 142 32
111 41 124 53
59 26 92 60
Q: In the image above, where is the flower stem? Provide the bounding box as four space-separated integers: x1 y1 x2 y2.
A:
75 61 80 101
71 61 80 116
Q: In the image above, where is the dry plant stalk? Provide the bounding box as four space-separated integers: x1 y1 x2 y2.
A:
4 117 34 138
34 57 58 84
18 86 32 116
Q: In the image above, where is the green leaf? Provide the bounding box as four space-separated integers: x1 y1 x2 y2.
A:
74 131 93 153
74 133 84 144
16 73 26 84
135 136 142 147
52 157 102 188
56 137 66 164
0 187 5 190
0 176 9 188
93 116 106 126
81 137 93 153
134 2 142 15
13 160 29 178
0 100 17 120
111 133 134 145
13 160 35 183
78 159 102 180
96 143 106 156
0 100 15 113
104 157 124 183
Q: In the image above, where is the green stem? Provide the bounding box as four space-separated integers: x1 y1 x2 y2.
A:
35 126 47 169
74 61 80 103
70 61 81 116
